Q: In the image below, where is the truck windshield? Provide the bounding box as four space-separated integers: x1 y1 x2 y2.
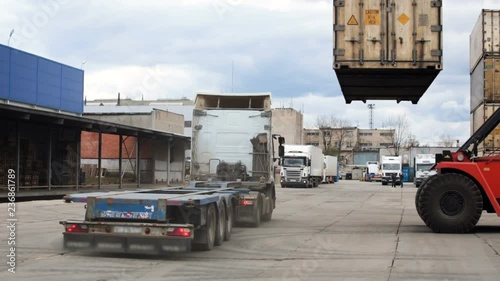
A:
417 164 434 172
282 158 306 167
382 164 400 170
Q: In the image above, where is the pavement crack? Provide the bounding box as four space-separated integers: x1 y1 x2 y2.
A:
387 206 405 281
474 233 500 256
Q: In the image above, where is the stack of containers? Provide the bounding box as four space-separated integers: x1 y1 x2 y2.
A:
470 9 500 154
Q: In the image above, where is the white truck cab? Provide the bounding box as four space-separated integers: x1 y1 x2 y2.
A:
381 156 402 186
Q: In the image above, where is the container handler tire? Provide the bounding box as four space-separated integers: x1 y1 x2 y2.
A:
415 175 438 223
192 204 216 251
418 173 483 233
214 203 226 246
224 204 233 241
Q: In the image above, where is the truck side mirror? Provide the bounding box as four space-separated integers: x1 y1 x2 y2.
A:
278 137 285 145
279 146 285 158
308 159 311 166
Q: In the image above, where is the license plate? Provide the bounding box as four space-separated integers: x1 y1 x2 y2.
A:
114 226 143 234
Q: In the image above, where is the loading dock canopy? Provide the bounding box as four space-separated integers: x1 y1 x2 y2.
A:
0 103 190 142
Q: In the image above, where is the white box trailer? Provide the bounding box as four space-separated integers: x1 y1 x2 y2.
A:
280 145 324 188
323 156 338 183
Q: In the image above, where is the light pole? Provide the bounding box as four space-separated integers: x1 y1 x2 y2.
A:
7 29 14 46
80 61 86 69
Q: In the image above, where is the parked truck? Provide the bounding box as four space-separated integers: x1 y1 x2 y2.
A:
380 156 402 185
414 154 437 187
60 93 285 253
280 145 324 188
366 161 380 182
322 155 338 183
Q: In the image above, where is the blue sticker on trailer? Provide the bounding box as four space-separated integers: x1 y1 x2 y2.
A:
93 198 164 220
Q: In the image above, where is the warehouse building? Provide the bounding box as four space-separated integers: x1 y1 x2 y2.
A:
0 44 189 197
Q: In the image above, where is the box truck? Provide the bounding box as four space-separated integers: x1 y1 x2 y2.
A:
280 145 324 188
414 154 437 187
380 156 402 185
323 155 338 183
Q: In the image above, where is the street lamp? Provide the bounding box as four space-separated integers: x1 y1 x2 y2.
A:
7 29 14 46
80 61 86 69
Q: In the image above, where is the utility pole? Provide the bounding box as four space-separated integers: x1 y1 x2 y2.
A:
7 29 14 46
368 104 375 129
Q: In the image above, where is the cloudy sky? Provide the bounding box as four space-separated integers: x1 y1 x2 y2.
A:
1 0 500 145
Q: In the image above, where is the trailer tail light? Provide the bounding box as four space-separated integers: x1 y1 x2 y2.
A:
167 227 191 237
65 224 89 233
240 200 254 206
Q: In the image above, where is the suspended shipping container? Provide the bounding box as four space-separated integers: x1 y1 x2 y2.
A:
470 10 500 73
333 0 443 104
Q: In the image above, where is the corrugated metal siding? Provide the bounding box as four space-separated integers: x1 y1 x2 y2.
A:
353 151 378 166
0 44 84 114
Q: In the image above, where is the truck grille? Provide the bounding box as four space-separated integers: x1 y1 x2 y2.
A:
385 173 398 178
285 170 301 181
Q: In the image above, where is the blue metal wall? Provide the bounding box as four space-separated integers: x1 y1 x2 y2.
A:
0 44 84 114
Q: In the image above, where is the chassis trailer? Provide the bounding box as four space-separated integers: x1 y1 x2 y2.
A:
60 182 267 254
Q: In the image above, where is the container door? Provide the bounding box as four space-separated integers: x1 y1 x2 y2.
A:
334 0 387 67
388 0 442 66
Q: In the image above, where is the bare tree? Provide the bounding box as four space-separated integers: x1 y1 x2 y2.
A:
316 115 355 157
382 114 411 156
439 134 456 147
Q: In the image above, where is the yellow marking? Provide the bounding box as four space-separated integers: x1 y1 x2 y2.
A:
484 167 491 172
347 15 359 25
365 9 380 25
398 13 410 25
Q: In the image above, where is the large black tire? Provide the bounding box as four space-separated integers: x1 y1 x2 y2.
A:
214 203 226 246
418 173 483 233
224 204 233 241
192 204 216 251
261 185 275 222
415 175 438 223
249 197 261 227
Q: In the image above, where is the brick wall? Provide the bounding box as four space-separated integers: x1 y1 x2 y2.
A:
81 132 153 159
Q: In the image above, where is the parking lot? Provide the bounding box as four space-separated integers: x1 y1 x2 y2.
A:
2 180 500 281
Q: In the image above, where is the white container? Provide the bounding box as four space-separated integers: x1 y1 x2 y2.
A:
333 0 443 104
470 10 500 73
470 102 500 152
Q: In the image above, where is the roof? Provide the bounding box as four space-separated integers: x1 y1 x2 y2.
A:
84 105 194 120
1 103 190 141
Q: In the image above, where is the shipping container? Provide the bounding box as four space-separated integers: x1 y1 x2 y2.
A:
470 10 500 73
471 57 500 112
471 102 500 153
333 0 443 104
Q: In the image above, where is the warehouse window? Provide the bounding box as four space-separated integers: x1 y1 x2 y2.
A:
184 121 192 128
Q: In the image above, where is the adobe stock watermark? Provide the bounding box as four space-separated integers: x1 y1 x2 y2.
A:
6 168 17 274
8 0 70 49
129 65 170 100
213 0 244 20
281 235 338 281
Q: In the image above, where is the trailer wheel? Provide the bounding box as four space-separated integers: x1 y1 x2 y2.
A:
415 175 438 223
224 204 233 241
418 173 483 233
249 197 261 227
214 203 226 246
192 204 216 251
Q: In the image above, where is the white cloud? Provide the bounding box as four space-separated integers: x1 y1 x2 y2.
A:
2 0 500 147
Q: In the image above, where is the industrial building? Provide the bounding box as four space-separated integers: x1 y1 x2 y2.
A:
0 44 189 197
